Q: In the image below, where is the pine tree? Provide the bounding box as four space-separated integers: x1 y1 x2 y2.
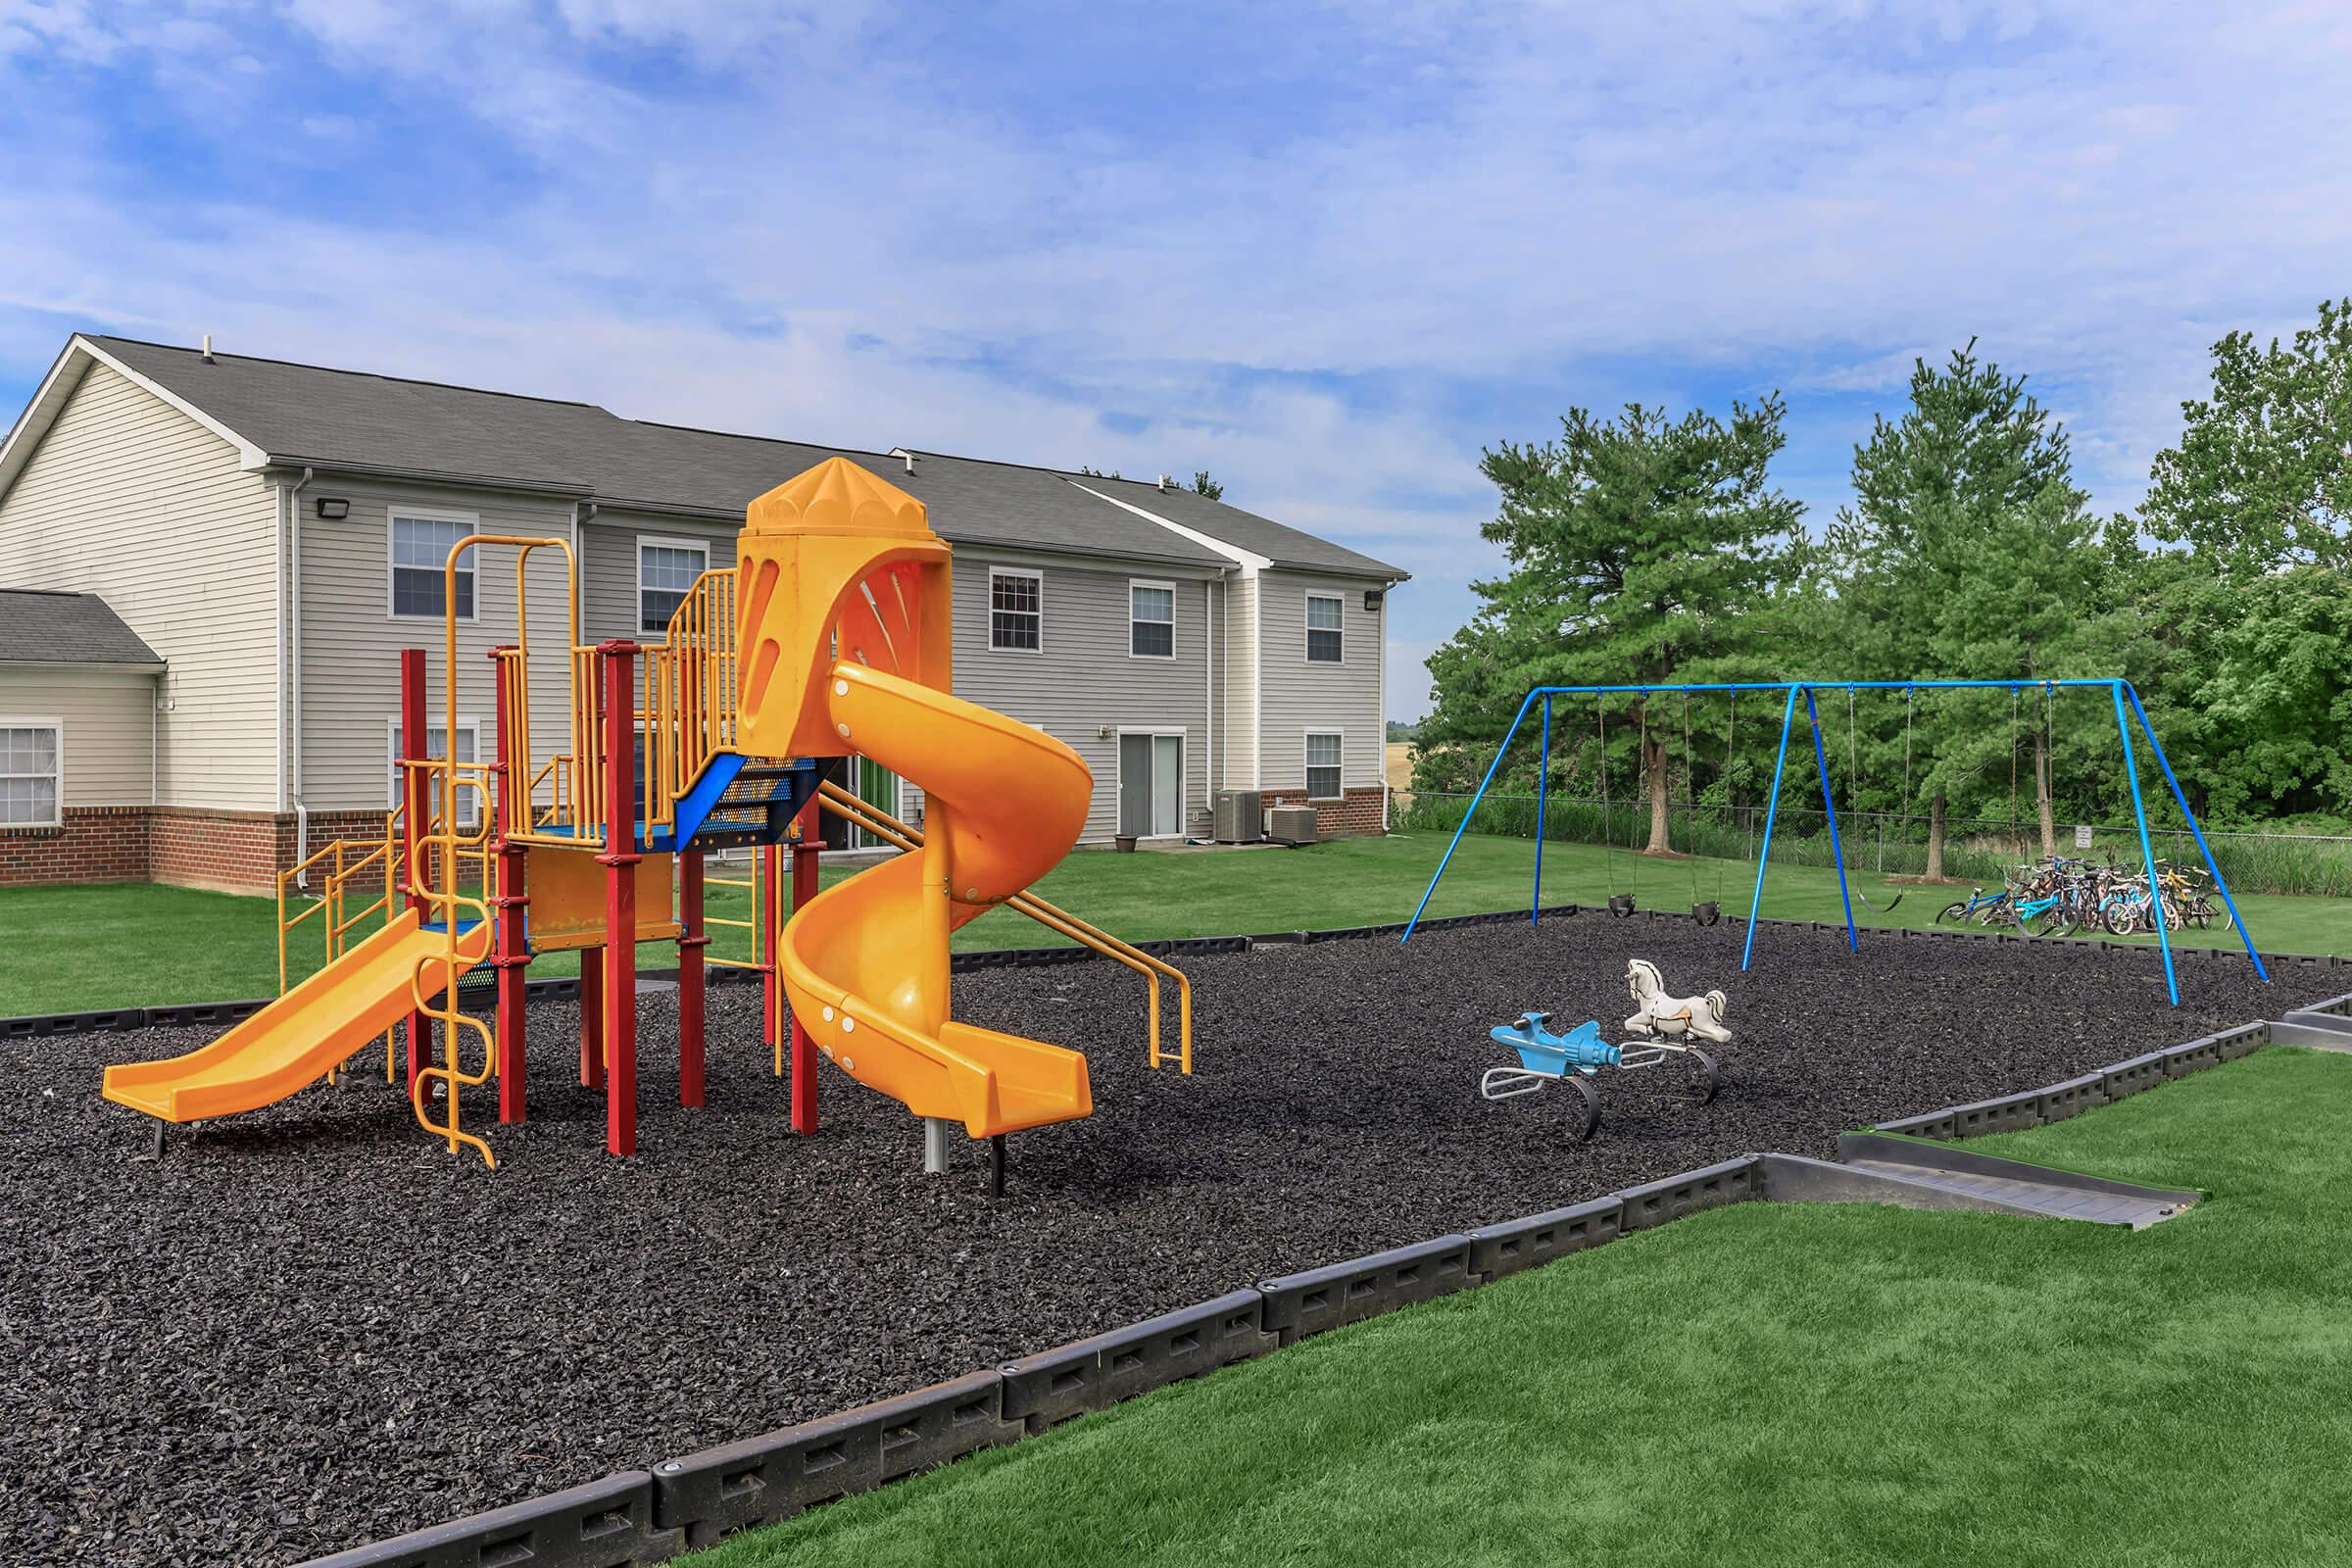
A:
1417 398 1806 852
1827 343 2108 874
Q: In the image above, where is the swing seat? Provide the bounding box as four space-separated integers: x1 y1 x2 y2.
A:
1608 893 1638 918
1691 901 1721 926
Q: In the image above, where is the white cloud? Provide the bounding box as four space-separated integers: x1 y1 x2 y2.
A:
2 0 2348 721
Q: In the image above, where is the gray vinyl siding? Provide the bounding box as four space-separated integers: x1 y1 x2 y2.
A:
580 514 739 644
947 557 1213 842
294 479 579 813
0 666 157 805
0 363 278 809
1220 574 1259 788
1256 570 1384 795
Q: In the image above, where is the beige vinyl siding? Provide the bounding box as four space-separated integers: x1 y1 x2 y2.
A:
295 479 578 813
948 556 1214 842
1256 570 1384 793
0 363 277 809
1220 574 1259 789
0 666 157 805
581 514 739 644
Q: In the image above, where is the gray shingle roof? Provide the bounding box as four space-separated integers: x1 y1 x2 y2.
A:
81 338 1232 570
1054 470 1406 579
0 590 164 665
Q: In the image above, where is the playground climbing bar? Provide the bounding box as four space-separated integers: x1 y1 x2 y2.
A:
1401 678 2267 1006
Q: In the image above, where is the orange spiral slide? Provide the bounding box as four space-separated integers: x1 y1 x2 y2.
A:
738 459 1096 1139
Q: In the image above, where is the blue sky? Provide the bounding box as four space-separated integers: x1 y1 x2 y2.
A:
4 2 2348 720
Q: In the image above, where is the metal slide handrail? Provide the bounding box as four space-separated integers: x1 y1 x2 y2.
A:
815 780 1194 1073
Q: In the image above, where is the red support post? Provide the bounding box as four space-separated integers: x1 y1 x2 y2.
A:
760 841 781 1059
677 849 707 1108
599 642 641 1156
788 787 821 1135
398 648 430 1094
578 949 605 1088
488 647 531 1123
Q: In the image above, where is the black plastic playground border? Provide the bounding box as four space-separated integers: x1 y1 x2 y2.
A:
285 979 2352 1566
5 905 2337 1044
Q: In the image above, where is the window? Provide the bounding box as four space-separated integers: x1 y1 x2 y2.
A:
387 717 483 828
990 568 1042 652
1129 580 1175 659
640 539 710 634
0 721 60 826
389 512 477 620
1305 731 1344 800
1305 593 1344 663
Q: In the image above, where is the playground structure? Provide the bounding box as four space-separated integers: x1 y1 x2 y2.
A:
1406 679 2269 1005
101 458 1192 1172
1482 958 1726 1138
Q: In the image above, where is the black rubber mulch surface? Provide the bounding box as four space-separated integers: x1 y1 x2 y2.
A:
0 919 2330 1566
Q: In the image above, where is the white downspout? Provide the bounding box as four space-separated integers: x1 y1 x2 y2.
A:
1377 579 1391 833
273 481 286 817
1203 569 1219 825
286 467 313 881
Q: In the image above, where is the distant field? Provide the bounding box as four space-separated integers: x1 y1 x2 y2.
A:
1384 740 1412 790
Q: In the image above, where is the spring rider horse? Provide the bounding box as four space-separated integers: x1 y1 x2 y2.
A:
1483 959 1727 1140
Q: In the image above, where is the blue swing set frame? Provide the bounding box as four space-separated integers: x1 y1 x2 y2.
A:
1402 678 2267 1005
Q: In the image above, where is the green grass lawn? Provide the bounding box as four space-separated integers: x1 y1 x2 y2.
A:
0 830 2335 1015
686 1048 2352 1568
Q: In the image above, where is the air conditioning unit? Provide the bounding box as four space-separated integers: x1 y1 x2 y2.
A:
1267 805 1319 846
1213 790 1263 843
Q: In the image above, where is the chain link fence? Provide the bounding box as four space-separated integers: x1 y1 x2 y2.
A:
1391 790 2352 899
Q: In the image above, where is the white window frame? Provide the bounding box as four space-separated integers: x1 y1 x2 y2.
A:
386 714 485 828
386 506 481 623
1303 591 1344 665
1128 578 1177 661
1116 726 1189 839
637 535 710 637
0 717 63 828
1304 728 1345 801
988 565 1045 654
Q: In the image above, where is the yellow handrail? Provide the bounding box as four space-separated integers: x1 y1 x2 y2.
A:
637 568 742 833
814 780 1193 1073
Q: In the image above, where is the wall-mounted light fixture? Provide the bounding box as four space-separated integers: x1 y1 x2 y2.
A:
1098 724 1114 739
314 497 351 520
1363 589 1384 611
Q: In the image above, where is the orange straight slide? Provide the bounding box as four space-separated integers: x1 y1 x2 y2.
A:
102 908 491 1122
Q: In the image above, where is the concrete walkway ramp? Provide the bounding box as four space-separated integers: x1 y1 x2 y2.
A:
1761 1135 2201 1231
2273 1009 2352 1051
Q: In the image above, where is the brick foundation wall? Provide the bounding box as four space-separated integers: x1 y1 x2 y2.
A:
147 808 292 895
0 806 398 894
1262 785 1388 838
0 807 152 886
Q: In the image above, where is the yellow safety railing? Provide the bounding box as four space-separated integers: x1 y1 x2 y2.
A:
814 780 1194 1073
639 568 743 833
277 814 409 1086
458 534 586 855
